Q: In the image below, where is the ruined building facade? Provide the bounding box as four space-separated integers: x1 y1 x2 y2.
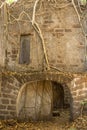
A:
0 0 87 121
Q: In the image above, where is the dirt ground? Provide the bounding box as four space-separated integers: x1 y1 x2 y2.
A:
0 110 87 130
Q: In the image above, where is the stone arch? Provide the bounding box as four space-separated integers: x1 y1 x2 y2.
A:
15 73 74 121
52 80 73 120
16 83 26 117
1 72 86 120
14 75 87 120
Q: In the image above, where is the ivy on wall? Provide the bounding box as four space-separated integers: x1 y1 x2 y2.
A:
80 0 87 5
6 0 17 5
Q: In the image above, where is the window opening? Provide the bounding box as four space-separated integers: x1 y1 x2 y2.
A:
19 35 30 64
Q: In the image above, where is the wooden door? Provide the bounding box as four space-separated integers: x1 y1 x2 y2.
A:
17 81 52 121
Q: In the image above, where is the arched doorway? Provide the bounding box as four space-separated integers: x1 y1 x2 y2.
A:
17 80 71 121
52 82 70 119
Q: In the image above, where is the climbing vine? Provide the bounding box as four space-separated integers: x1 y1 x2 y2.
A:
80 0 87 5
6 0 17 5
0 0 87 72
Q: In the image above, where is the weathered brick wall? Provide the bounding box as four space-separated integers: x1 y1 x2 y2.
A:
0 72 86 120
0 75 20 119
69 77 87 118
0 0 85 72
37 3 85 72
0 0 87 121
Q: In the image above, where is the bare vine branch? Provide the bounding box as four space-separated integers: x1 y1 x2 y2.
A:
32 0 50 70
0 2 5 9
33 22 50 70
1 0 87 72
72 0 87 63
72 0 81 22
72 0 86 35
32 0 39 24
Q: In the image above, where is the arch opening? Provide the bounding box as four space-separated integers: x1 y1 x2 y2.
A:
16 80 72 121
52 82 71 119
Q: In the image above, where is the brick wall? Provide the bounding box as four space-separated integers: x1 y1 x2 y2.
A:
0 0 85 72
0 75 20 119
69 77 87 118
0 0 87 121
0 72 86 120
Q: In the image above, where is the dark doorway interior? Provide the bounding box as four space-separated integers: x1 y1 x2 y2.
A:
52 82 64 110
52 82 65 116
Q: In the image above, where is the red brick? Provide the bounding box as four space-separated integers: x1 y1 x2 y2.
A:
72 91 77 96
78 90 85 95
65 29 72 32
56 33 64 38
10 111 16 116
7 106 16 110
0 111 8 114
0 105 6 109
72 24 81 28
3 94 16 99
54 29 64 32
77 45 85 48
11 100 16 104
12 49 18 54
11 55 17 58
44 20 54 24
1 88 12 93
2 99 9 104
75 78 87 85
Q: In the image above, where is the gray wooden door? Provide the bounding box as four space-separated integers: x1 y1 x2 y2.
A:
17 81 52 121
